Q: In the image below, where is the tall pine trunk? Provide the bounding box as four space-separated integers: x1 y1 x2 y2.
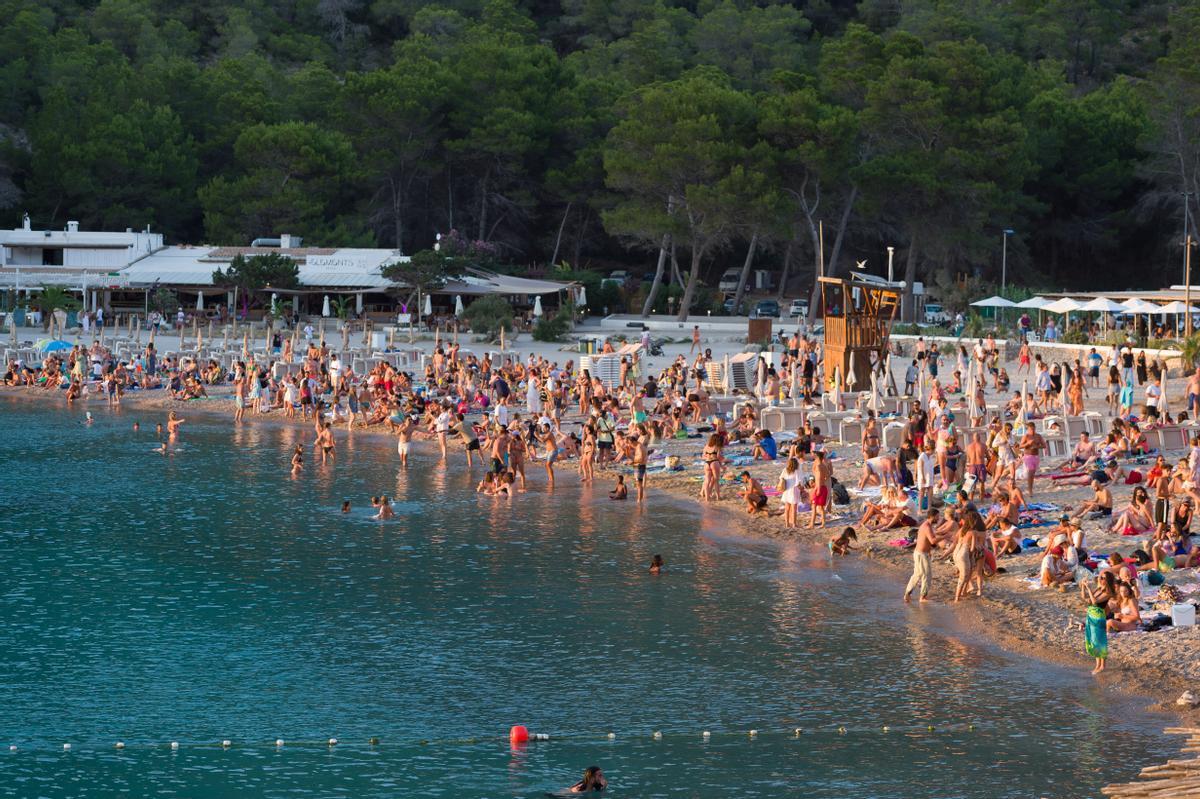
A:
732 231 759 310
642 233 670 317
902 231 919 322
676 242 706 322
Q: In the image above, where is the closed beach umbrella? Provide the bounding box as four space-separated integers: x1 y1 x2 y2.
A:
341 324 349 352
790 358 799 406
423 293 432 317
355 293 363 315
455 294 465 317
322 295 331 318
832 366 842 410
1021 378 1030 427
869 370 881 415
577 285 587 307
533 296 544 318
271 293 278 315
196 291 204 311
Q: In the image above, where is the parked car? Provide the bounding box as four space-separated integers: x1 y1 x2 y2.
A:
788 298 808 317
608 270 632 287
923 303 950 325
718 268 741 293
751 299 780 319
722 297 746 316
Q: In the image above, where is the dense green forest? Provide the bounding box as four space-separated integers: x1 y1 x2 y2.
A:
1 0 1199 312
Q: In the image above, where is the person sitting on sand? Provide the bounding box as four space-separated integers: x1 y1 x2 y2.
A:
609 475 628 500
649 555 663 575
860 486 917 531
985 491 1022 557
1110 486 1154 535
1073 480 1113 520
1039 545 1073 588
1060 432 1098 472
738 471 769 517
828 527 858 556
1106 583 1140 633
751 429 778 461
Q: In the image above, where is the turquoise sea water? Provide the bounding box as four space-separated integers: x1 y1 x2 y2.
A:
0 399 1170 797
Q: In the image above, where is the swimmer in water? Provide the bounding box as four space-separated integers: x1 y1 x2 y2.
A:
609 475 627 500
649 554 663 575
376 496 395 520
290 444 303 474
85 411 93 425
155 423 163 438
166 411 184 440
829 527 859 556
132 422 140 431
569 766 607 793
341 500 351 513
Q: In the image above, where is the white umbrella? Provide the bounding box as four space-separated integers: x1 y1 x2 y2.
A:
1042 297 1082 314
322 295 331 317
423 293 432 317
1079 297 1127 313
869 370 881 415
755 356 766 399
831 366 842 410
846 357 858 390
533 296 544 318
1160 372 1171 419
454 294 465 317
577 285 587 306
196 291 204 311
271 292 278 315
1015 296 1052 309
970 296 1017 308
1121 298 1160 313
884 352 895 397
355 293 363 315
1158 300 1199 314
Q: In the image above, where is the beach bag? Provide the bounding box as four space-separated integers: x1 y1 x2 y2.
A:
1125 470 1143 484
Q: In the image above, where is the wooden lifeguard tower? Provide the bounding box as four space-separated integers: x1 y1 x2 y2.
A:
818 275 900 391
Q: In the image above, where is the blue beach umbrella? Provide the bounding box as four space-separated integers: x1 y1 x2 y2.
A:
40 339 71 353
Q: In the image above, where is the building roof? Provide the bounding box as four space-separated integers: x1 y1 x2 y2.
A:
0 227 162 252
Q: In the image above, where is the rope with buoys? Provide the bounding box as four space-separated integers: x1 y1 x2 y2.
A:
7 723 986 754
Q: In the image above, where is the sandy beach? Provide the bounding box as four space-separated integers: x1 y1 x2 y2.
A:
7 323 1200 721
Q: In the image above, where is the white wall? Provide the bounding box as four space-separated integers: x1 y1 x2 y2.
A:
63 248 130 268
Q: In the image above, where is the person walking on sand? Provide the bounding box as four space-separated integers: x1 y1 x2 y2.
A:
690 324 701 355
233 372 247 422
903 508 940 603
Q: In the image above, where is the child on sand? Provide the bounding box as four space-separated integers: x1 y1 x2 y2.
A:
829 527 858 556
609 475 628 500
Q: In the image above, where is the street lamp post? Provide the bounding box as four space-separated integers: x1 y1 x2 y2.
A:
1001 229 1014 292
886 246 895 283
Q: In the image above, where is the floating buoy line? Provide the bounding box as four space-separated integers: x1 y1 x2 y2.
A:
6 723 988 754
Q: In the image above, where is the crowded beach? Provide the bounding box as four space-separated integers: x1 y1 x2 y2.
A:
6 304 1200 698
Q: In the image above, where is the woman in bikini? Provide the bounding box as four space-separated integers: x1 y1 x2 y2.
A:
1110 486 1154 535
700 433 725 502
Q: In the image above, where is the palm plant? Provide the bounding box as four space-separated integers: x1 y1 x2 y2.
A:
1180 333 1200 370
38 284 81 313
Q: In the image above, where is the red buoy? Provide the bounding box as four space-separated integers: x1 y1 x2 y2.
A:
509 725 529 744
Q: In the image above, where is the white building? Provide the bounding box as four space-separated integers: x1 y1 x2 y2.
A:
0 220 571 320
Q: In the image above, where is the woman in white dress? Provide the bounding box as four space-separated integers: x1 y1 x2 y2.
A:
778 457 805 529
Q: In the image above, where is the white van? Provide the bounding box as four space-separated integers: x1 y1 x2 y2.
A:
924 303 950 325
718 269 740 293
